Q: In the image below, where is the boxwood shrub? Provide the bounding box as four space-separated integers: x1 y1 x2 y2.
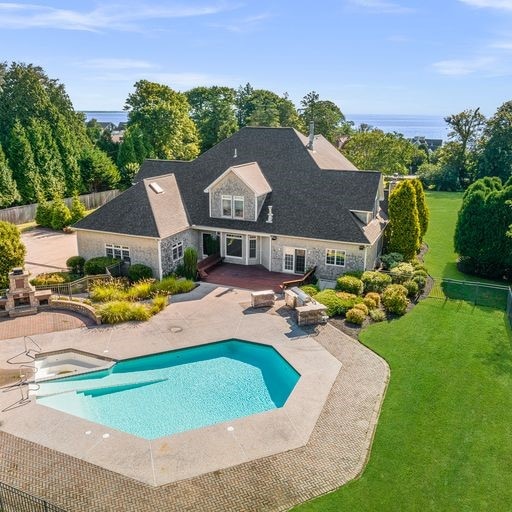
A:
128 263 153 282
403 280 419 297
382 284 409 315
390 262 415 283
346 307 365 325
66 256 85 275
369 309 386 322
335 275 364 295
314 290 345 317
84 256 119 275
361 271 392 293
353 302 369 315
365 292 381 307
300 284 320 297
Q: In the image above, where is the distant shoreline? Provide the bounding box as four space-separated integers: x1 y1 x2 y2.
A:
82 111 448 141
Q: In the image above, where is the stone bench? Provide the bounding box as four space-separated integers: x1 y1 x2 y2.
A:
296 303 328 326
251 290 275 308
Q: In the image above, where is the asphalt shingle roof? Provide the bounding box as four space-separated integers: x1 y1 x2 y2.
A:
76 127 383 244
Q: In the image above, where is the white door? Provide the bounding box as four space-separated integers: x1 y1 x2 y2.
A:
283 247 306 274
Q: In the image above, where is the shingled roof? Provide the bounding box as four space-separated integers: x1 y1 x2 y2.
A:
76 127 383 244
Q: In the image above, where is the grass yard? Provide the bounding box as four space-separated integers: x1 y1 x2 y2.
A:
294 191 512 512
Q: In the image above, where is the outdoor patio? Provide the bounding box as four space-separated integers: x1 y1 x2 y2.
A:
201 263 298 292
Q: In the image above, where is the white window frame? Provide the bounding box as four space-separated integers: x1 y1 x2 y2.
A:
221 195 232 218
225 234 243 259
105 243 130 262
325 248 346 267
233 196 244 219
172 241 184 261
249 236 257 259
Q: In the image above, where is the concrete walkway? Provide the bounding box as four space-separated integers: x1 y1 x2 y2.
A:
0 285 389 512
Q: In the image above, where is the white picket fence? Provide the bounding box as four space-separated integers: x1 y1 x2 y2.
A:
0 190 120 225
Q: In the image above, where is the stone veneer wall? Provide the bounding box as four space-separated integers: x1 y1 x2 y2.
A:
76 230 159 277
49 299 101 325
270 236 367 280
210 173 256 221
160 229 199 276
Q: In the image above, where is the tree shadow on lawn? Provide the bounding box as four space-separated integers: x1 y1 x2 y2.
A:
474 309 512 377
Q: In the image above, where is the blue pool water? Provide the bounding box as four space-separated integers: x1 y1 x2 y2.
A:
36 340 300 439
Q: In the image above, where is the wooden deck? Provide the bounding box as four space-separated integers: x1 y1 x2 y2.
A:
202 263 298 293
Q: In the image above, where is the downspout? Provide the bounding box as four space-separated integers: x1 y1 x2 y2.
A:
157 239 163 280
363 245 368 271
269 236 272 271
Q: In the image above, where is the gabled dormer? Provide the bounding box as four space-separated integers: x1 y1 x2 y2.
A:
204 162 272 221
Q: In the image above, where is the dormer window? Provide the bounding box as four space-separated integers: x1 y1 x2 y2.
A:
221 195 244 219
233 196 244 219
222 195 232 217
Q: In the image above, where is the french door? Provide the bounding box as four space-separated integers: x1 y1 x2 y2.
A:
283 248 306 274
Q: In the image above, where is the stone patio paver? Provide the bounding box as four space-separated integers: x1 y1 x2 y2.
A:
0 286 389 512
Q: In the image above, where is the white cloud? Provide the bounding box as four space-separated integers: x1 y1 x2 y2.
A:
432 56 498 75
348 0 414 14
0 2 233 32
490 40 512 49
458 0 512 10
209 13 271 33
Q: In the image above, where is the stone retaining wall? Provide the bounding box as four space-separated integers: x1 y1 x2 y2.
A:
49 299 101 325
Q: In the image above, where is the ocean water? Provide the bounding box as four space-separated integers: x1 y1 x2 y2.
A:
83 111 448 140
37 340 300 439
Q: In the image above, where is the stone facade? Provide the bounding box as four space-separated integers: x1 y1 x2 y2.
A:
270 235 366 280
76 230 160 278
160 229 199 277
210 173 257 221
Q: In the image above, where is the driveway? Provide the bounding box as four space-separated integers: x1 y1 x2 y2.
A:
21 228 78 277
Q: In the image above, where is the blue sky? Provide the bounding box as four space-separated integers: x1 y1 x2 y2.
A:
1 0 512 116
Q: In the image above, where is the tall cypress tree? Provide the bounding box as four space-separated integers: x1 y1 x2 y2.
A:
411 178 430 242
0 143 21 207
8 120 40 203
386 180 421 261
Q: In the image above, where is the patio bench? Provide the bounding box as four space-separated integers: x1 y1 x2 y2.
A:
280 266 317 291
197 254 224 279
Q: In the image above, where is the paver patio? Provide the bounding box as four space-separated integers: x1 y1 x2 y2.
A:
0 284 389 512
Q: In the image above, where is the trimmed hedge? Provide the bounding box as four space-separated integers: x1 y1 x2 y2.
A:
346 308 365 325
66 256 85 275
335 275 364 295
84 256 119 275
300 284 320 297
361 271 392 293
390 262 415 283
365 292 381 307
128 263 153 282
382 284 409 315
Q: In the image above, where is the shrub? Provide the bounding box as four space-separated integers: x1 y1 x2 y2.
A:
380 252 403 270
99 301 150 324
335 291 363 315
403 280 419 297
365 292 381 307
30 272 70 286
84 256 119 275
361 271 392 293
150 295 168 315
66 256 85 275
343 270 364 279
89 280 127 302
126 279 154 300
173 279 196 294
183 247 198 280
346 308 365 325
413 269 428 278
353 302 369 315
363 297 377 310
0 221 25 288
412 275 426 291
50 197 72 230
300 284 320 297
369 309 386 322
412 261 427 272
335 275 364 295
382 284 409 315
128 263 153 282
314 289 344 317
390 262 415 283
35 200 53 227
69 196 86 224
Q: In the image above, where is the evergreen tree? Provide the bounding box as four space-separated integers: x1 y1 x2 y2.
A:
411 179 430 242
386 180 421 261
69 195 86 224
0 221 26 288
7 120 40 203
80 146 120 192
0 143 21 207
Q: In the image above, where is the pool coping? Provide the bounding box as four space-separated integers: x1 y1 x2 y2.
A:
0 298 341 486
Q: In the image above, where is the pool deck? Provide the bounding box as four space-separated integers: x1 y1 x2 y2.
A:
0 284 389 512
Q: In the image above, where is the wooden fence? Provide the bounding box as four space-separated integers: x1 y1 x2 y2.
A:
0 190 120 225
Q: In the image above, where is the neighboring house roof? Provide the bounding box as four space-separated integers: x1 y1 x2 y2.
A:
80 127 384 245
204 162 272 196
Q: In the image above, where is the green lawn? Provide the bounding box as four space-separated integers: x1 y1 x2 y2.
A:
294 191 512 512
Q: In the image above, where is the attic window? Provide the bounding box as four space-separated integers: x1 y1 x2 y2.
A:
149 182 164 194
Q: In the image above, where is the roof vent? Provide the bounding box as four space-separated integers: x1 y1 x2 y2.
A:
149 182 164 194
266 205 273 224
307 122 315 150
234 148 237 158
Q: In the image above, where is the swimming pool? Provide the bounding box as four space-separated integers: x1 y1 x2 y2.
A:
36 340 300 439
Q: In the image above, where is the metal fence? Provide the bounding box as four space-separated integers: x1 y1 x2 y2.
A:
430 277 510 310
35 274 111 299
0 481 66 512
0 189 120 225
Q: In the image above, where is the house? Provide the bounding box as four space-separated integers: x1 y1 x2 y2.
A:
74 127 387 281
